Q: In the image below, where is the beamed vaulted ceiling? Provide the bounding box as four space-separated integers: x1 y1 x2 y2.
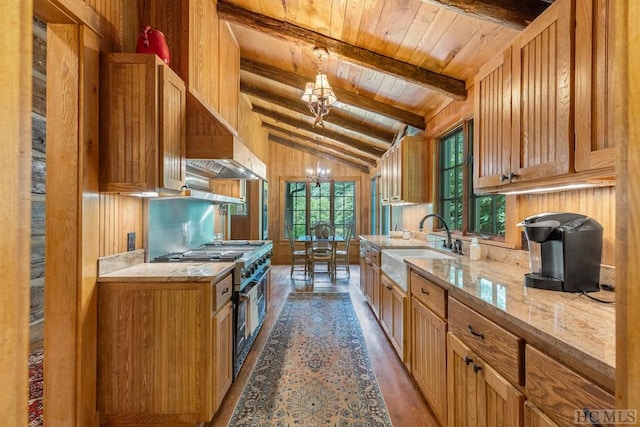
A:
218 0 553 173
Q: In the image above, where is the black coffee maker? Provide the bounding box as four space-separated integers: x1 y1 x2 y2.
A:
519 213 603 292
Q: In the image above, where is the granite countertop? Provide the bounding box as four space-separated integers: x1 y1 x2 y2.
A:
359 235 443 249
97 262 235 282
406 256 615 391
359 235 616 391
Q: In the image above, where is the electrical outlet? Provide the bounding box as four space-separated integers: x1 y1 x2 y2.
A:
127 232 136 251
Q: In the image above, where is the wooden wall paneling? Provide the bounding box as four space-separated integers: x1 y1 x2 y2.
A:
0 1 32 425
616 0 640 413
99 194 144 257
44 23 81 426
219 21 240 129
517 186 615 265
238 94 269 161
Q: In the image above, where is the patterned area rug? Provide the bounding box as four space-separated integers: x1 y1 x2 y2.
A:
29 348 44 427
228 292 392 427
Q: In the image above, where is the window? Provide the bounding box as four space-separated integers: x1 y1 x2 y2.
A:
438 122 505 236
285 180 356 239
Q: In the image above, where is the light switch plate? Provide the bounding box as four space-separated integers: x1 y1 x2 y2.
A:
127 232 136 251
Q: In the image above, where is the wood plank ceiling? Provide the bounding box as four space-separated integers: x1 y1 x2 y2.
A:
218 0 552 173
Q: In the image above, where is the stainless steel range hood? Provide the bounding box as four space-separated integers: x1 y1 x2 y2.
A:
186 90 266 181
182 165 245 204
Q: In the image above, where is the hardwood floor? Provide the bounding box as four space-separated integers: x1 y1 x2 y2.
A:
207 264 440 427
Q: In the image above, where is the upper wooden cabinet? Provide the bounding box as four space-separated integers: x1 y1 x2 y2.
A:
474 47 513 189
142 0 240 130
574 0 615 171
380 136 430 204
474 0 615 192
100 54 186 193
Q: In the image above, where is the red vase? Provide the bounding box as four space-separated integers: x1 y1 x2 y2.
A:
136 25 170 65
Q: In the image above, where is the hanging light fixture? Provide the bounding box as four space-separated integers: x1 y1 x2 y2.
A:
301 47 337 128
306 144 331 187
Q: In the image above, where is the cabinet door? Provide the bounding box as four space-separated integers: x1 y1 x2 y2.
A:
391 285 405 358
448 332 478 427
159 64 186 191
476 356 524 427
511 0 572 182
390 144 401 201
380 151 390 204
380 276 394 337
359 255 367 292
412 298 447 427
525 401 559 427
371 263 381 319
213 300 233 412
474 47 512 189
574 0 615 171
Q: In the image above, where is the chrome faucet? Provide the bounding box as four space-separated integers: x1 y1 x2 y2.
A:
418 213 453 250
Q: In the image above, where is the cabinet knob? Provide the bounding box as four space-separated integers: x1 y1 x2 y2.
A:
421 288 430 295
499 174 509 182
473 363 482 374
464 356 473 365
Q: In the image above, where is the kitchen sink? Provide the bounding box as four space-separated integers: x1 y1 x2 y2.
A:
381 249 454 291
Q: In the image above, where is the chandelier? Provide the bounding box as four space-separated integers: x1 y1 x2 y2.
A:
306 158 331 187
301 47 337 128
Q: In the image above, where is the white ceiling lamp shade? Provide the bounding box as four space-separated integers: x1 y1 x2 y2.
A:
301 47 337 128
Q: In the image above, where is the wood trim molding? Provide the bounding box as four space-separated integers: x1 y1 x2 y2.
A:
615 0 640 412
33 0 101 35
0 1 32 425
218 1 466 100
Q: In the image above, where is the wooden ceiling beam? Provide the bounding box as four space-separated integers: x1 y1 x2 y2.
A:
251 106 386 157
241 58 427 130
268 134 370 174
262 122 378 167
218 1 467 100
421 0 551 30
241 82 395 143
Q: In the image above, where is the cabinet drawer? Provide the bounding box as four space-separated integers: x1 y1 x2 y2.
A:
213 274 232 311
410 271 446 319
369 247 381 265
448 297 522 385
525 345 615 427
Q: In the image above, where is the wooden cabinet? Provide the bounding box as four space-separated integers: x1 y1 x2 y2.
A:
97 272 233 424
380 136 430 204
100 53 186 193
380 273 407 360
510 0 573 184
447 332 524 427
212 300 233 411
525 345 615 427
360 241 381 319
412 296 447 427
474 47 513 189
574 0 615 172
525 401 559 427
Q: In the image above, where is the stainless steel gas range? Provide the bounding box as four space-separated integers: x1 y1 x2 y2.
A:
153 239 273 379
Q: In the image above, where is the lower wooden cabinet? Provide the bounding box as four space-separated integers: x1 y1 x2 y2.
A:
97 274 233 424
447 332 524 427
412 297 447 427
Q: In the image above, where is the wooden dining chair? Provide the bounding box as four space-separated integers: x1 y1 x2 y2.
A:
307 222 336 283
285 220 308 277
334 222 354 278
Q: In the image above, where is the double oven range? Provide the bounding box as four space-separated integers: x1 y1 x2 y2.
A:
153 240 273 379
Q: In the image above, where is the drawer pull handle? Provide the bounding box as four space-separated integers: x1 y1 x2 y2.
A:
421 288 430 295
467 325 485 340
464 356 473 366
473 364 482 374
582 408 603 427
222 288 229 295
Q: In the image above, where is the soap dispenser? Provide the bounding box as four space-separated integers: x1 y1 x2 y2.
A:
470 238 481 261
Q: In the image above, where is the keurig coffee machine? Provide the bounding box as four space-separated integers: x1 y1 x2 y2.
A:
518 213 603 292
